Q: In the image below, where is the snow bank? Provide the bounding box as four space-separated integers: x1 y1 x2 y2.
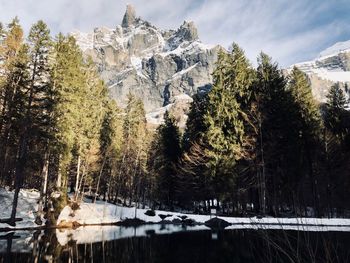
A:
57 199 350 228
0 188 43 230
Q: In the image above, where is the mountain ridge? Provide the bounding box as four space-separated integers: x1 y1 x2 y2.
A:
71 5 220 127
72 5 350 126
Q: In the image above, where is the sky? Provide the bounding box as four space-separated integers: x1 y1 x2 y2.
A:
1 0 350 67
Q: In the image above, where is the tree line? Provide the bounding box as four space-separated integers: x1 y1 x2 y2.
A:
1 19 350 225
154 45 350 217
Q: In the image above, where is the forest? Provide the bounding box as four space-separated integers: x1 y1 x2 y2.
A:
1 18 350 226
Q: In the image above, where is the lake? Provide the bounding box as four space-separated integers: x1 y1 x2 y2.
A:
1 225 350 262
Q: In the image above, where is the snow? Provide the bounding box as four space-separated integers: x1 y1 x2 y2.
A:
292 46 350 83
70 31 94 51
57 198 350 229
130 55 147 79
309 68 350 82
0 188 44 230
318 40 350 59
160 41 215 58
168 63 198 82
146 104 173 125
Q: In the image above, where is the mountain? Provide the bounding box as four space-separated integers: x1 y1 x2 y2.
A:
291 40 350 103
72 5 350 126
71 5 221 127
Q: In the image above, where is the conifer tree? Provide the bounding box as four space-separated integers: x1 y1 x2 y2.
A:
10 20 53 225
253 52 291 214
288 67 322 214
97 100 123 200
151 111 181 208
119 94 148 206
0 19 25 186
325 83 348 138
203 44 255 200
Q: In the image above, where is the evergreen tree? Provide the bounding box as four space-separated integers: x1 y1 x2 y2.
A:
97 100 123 201
154 111 181 208
253 52 291 214
0 19 25 186
288 67 322 215
10 20 53 225
118 94 148 206
325 83 348 138
203 44 255 201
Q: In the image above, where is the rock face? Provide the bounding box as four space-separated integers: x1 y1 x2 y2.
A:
122 5 137 28
71 5 221 127
291 40 350 104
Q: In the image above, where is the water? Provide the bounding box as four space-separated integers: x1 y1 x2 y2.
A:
1 225 350 263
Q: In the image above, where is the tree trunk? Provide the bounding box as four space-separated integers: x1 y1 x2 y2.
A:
56 154 62 189
75 155 81 196
36 149 50 224
10 134 28 226
94 154 107 203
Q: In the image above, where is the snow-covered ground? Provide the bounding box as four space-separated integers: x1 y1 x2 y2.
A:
0 188 43 230
57 198 350 228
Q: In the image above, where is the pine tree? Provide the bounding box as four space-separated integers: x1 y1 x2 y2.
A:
50 34 86 190
288 67 322 215
10 20 53 225
182 93 209 151
203 44 255 200
118 94 148 206
253 52 291 214
0 19 26 186
151 111 181 208
325 83 348 138
97 100 123 201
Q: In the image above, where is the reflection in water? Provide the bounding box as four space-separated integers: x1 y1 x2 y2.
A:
1 226 350 263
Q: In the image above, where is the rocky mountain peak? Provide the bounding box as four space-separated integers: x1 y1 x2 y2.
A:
177 21 198 42
122 4 137 28
72 5 220 128
291 40 350 104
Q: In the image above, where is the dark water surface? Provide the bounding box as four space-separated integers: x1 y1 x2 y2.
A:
1 226 350 263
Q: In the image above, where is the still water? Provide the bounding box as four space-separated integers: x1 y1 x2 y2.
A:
1 225 350 263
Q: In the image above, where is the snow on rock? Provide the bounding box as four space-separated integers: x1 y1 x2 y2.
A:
71 6 219 118
318 40 350 59
291 40 350 103
0 188 43 229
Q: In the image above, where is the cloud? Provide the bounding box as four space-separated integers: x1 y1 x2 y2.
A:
0 0 349 67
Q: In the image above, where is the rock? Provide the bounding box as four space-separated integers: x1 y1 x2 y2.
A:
205 217 231 229
122 5 137 28
117 218 145 227
182 218 197 226
158 214 172 220
57 220 81 229
290 41 350 104
177 215 188 220
71 5 221 127
144 210 156 217
70 201 80 211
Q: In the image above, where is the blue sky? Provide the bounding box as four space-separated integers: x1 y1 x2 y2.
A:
1 0 350 67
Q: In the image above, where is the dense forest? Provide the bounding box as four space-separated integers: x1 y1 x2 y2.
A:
1 18 350 225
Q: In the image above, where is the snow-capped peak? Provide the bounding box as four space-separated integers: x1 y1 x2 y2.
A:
318 40 350 59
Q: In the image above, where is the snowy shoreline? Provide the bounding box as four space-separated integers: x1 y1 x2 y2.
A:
56 199 350 229
2 188 350 232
